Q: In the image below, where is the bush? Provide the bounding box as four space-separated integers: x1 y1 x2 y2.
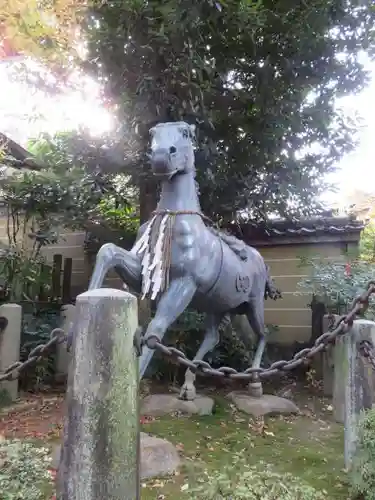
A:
188 456 325 499
0 439 54 500
350 408 375 500
296 256 375 316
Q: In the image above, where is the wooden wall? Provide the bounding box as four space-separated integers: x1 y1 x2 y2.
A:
259 242 347 344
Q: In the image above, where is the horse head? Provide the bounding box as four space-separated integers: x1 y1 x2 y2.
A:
149 121 196 180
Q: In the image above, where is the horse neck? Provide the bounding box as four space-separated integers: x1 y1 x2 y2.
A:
157 171 201 212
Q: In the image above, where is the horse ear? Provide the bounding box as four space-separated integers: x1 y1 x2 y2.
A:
189 124 196 136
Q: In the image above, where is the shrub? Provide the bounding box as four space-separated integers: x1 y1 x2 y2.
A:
0 439 54 500
296 256 375 316
188 457 325 499
350 408 375 500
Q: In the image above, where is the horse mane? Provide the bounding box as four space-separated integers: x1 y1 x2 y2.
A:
207 226 248 261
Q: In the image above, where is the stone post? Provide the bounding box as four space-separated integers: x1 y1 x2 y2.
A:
57 288 140 500
55 304 75 382
334 319 375 469
0 303 22 401
322 314 339 397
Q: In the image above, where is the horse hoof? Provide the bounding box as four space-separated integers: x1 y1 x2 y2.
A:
179 386 196 401
248 381 263 398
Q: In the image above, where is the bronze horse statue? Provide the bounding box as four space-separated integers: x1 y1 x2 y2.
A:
84 121 281 399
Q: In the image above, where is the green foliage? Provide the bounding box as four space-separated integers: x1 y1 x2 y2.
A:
0 247 53 303
3 0 375 221
0 169 58 302
359 219 375 263
82 0 375 221
189 454 325 499
296 255 375 316
28 131 139 235
350 408 375 500
0 439 53 500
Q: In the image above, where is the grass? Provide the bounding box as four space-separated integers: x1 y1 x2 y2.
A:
140 396 349 499
0 389 350 499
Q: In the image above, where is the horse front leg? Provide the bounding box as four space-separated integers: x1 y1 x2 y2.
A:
88 243 142 292
139 276 197 378
179 313 224 401
67 243 142 350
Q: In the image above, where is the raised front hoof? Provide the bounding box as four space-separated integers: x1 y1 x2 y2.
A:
179 384 197 401
248 381 263 398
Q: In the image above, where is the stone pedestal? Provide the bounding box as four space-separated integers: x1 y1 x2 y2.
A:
227 391 299 418
141 393 214 416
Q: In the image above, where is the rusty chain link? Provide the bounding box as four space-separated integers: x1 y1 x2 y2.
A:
140 281 375 381
0 328 66 382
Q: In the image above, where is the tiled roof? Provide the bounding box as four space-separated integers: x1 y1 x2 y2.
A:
229 215 364 240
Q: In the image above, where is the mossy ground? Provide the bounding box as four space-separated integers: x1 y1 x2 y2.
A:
140 392 348 499
0 384 349 499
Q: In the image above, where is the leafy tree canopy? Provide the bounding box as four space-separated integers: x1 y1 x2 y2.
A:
1 0 375 222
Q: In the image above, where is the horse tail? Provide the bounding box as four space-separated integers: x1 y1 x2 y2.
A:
264 265 282 300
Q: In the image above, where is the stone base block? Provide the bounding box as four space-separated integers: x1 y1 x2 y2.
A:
227 391 299 417
141 393 214 416
52 432 181 479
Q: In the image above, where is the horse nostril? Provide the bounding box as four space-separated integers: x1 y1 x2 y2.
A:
169 146 177 154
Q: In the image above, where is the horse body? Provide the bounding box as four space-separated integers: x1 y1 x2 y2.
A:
169 220 268 315
83 121 281 400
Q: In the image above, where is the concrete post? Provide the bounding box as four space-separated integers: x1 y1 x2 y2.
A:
334 319 375 469
57 288 140 500
0 303 22 401
55 304 75 381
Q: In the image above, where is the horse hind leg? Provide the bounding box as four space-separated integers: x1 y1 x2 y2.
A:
246 295 267 398
179 313 223 401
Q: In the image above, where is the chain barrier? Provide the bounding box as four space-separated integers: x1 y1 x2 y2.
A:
139 281 375 381
0 328 66 382
1 282 375 384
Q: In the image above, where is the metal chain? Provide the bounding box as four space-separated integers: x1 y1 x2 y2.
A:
0 328 66 382
140 281 375 381
1 281 375 385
